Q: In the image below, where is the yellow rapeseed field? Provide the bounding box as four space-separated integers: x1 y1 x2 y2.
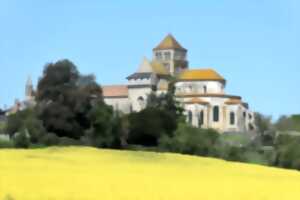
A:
0 147 300 200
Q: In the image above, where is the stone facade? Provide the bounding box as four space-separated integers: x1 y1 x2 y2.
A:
103 34 256 133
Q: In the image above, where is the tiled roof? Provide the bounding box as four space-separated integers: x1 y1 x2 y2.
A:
153 34 187 51
175 93 241 99
102 85 128 97
185 97 209 105
225 98 242 105
178 69 225 82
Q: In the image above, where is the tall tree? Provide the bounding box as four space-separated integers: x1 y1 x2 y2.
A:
37 59 104 139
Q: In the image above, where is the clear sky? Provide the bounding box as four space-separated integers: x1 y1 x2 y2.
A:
0 0 299 119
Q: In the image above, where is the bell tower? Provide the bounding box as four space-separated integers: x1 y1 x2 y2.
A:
152 34 188 76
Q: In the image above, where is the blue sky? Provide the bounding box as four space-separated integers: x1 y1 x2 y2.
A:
0 0 299 119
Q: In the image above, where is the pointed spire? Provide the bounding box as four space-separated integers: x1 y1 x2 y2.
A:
137 57 154 73
25 75 34 100
26 75 32 86
153 34 187 51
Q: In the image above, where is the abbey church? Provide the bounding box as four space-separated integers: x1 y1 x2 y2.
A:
102 34 255 132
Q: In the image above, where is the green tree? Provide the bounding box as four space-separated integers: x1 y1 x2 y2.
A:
254 112 273 134
14 131 30 148
159 123 219 156
6 108 46 143
36 59 104 139
275 115 300 132
83 102 120 148
128 107 177 146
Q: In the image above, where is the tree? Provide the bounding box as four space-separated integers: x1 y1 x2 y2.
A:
147 79 184 122
83 102 119 148
254 112 273 134
274 135 300 170
6 108 46 143
128 107 176 146
14 131 30 148
36 59 104 139
275 115 300 132
159 123 219 156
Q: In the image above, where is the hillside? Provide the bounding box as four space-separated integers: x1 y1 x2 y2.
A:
0 147 299 200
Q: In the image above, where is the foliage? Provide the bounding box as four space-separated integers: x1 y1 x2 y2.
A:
40 133 60 146
147 91 184 122
275 115 300 132
36 59 104 139
128 107 178 146
254 112 273 134
0 139 14 148
58 137 81 146
5 108 46 143
159 123 219 156
0 121 6 133
128 88 184 147
83 102 119 148
13 131 30 148
274 134 300 170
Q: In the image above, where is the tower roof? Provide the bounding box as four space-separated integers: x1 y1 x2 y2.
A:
127 57 169 80
153 34 187 51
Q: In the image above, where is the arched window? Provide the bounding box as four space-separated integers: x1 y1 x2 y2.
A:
213 106 219 122
230 112 235 125
198 110 204 127
137 96 145 109
203 85 207 94
188 110 193 124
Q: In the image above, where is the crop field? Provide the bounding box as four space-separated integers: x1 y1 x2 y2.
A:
0 147 300 200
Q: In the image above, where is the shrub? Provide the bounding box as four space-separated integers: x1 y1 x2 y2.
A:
5 108 46 143
13 131 30 148
273 134 300 169
84 102 120 148
0 139 14 148
128 107 177 146
159 123 219 156
40 133 60 146
58 137 81 146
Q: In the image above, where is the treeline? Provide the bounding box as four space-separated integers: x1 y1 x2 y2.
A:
1 59 300 171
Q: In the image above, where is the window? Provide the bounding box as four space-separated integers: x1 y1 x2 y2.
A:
198 110 204 127
203 85 207 93
248 113 252 120
155 52 162 60
249 123 254 131
243 112 246 118
137 96 145 110
213 106 219 122
230 112 235 125
188 110 193 124
164 52 171 60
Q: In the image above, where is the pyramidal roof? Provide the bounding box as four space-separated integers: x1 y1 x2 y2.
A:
137 57 154 73
137 57 169 75
153 34 187 51
127 57 169 80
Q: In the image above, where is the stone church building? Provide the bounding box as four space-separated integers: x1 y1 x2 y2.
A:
103 34 255 132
